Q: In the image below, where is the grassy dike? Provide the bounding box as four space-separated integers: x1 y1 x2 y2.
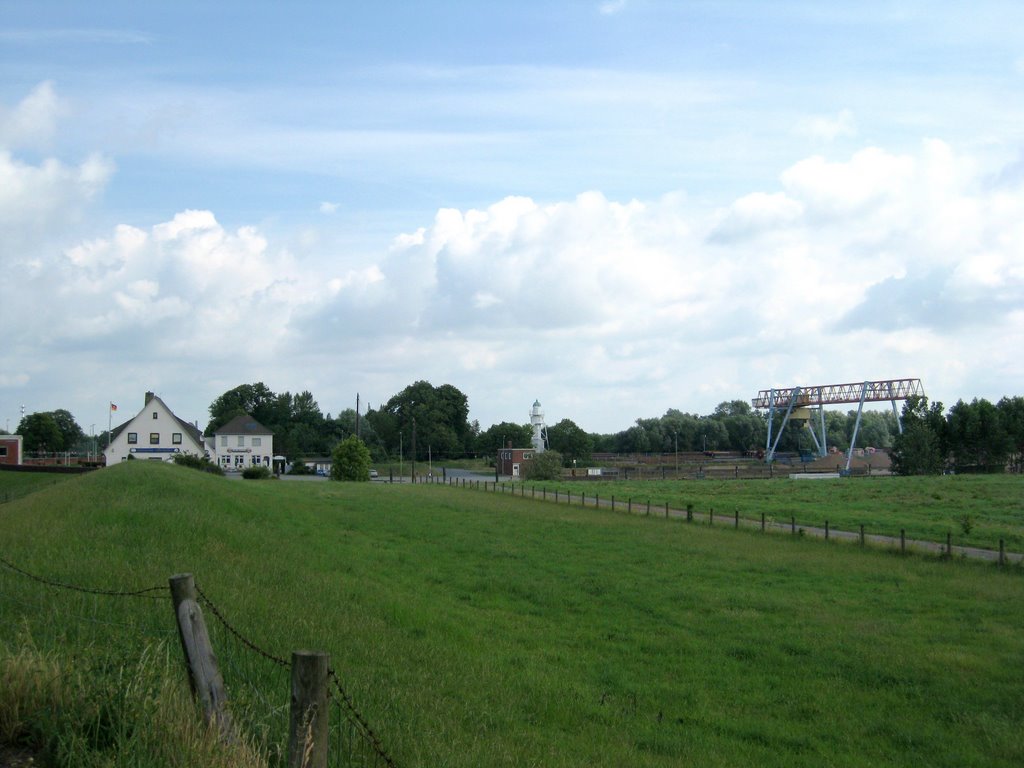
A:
2 462 1023 767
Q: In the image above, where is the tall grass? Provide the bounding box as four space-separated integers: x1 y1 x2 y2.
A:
1 463 1023 766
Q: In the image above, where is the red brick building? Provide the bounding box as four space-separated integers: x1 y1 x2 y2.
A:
496 447 535 478
0 435 24 466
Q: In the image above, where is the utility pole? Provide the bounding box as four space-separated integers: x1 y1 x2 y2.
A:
411 417 417 484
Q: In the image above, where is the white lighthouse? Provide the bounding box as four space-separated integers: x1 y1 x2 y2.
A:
530 399 548 453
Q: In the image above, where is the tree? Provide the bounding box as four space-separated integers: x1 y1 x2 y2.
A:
524 450 563 481
475 421 533 456
206 382 277 434
48 409 85 452
18 413 64 453
890 396 945 475
997 396 1024 472
366 381 472 460
547 419 593 464
946 398 1011 472
330 435 372 481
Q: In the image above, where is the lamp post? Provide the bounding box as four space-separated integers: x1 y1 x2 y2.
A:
399 431 403 481
674 432 678 475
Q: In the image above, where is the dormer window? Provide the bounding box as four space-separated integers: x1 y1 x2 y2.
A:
152 412 158 419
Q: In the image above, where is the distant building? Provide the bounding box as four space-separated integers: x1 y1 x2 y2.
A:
0 435 24 466
206 414 275 472
104 392 206 465
497 446 535 478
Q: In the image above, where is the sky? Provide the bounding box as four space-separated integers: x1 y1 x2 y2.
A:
2 1 1023 437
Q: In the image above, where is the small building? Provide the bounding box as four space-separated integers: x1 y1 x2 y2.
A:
105 392 206 465
0 435 24 466
497 447 535 478
207 414 274 472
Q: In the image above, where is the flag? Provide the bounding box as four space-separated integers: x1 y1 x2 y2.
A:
110 403 118 411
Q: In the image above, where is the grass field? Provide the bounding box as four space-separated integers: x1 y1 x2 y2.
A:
1 463 1023 767
0 470 74 503
498 474 1024 553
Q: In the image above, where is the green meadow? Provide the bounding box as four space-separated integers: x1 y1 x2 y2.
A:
1 463 1023 767
505 474 1024 552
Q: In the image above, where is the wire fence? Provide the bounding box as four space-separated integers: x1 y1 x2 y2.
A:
0 554 399 767
426 475 1022 566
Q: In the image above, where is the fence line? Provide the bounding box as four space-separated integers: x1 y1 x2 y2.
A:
439 475 1022 566
0 556 400 767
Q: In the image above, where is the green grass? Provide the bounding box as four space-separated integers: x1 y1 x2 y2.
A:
0 469 75 503
507 474 1024 552
2 463 1023 767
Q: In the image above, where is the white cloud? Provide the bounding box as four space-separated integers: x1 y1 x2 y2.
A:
0 81 66 149
794 109 857 142
599 0 628 15
319 201 339 214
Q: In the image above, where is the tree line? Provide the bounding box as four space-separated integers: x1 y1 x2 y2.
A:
7 382 1022 474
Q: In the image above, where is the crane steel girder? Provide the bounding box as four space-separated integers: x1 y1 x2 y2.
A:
751 378 923 410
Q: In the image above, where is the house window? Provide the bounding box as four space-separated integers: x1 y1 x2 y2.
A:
219 436 227 447
524 452 533 459
172 433 182 444
128 433 138 444
0 447 7 458
150 433 160 445
237 436 245 447
152 411 158 420
252 437 261 447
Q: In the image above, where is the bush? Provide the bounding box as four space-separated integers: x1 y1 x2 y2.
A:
171 453 224 475
288 462 316 476
241 465 272 480
524 450 564 481
331 436 372 481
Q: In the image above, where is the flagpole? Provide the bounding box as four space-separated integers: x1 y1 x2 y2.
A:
108 404 112 451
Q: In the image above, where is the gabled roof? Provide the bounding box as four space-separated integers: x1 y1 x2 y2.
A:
216 414 274 436
109 394 204 446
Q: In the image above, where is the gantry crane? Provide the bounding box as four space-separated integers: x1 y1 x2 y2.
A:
751 378 925 471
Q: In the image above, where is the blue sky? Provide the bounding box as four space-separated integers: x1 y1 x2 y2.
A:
2 1 1023 436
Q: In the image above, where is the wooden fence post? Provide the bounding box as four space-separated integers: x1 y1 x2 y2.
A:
628 498 632 514
288 651 330 768
734 509 739 529
946 532 952 557
646 500 651 516
900 529 906 555
791 516 796 534
709 507 713 526
859 524 865 547
999 539 1005 566
825 521 830 540
168 574 234 742
611 495 615 512
761 512 765 532
665 502 669 519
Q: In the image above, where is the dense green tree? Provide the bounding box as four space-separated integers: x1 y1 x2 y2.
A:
524 450 563 481
206 382 277 434
330 435 372 481
48 409 85 452
366 381 472 460
547 418 593 465
997 396 1024 471
18 413 64 453
891 396 946 475
946 398 1012 472
475 421 532 456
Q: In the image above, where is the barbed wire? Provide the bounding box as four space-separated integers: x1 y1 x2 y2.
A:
0 553 167 598
194 582 291 670
193 581 398 766
327 668 399 767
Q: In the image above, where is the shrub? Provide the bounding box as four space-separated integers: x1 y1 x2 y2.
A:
524 450 564 481
172 453 224 475
241 465 272 480
288 462 316 476
331 436 372 481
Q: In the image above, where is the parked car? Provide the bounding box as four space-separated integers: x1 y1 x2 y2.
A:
369 468 378 478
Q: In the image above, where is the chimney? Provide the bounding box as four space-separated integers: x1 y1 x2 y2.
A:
145 391 155 405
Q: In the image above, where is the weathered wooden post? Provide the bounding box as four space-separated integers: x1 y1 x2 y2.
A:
709 507 713 526
859 524 865 547
825 520 830 540
169 574 234 742
288 651 330 768
628 498 632 514
900 529 906 555
999 539 1005 566
734 509 739 529
646 500 650 516
665 502 669 519
791 516 796 535
761 512 765 532
946 531 952 557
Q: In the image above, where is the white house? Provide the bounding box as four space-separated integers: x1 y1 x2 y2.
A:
206 413 274 472
104 392 206 465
